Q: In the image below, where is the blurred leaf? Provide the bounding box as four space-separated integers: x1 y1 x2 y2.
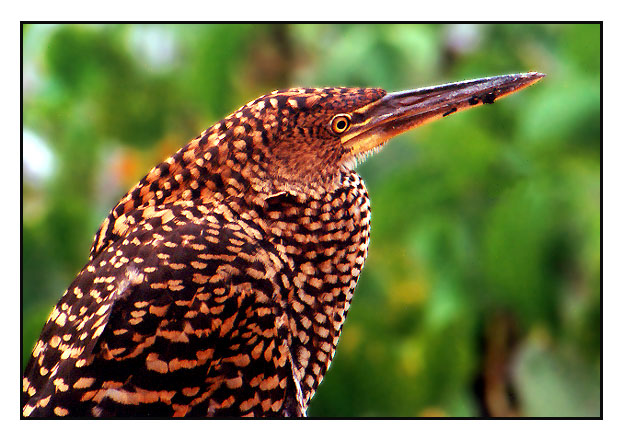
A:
513 334 600 417
521 75 600 151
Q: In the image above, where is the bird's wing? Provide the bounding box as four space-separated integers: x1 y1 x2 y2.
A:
23 200 303 417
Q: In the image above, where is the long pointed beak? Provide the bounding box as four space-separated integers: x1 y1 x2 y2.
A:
341 72 545 157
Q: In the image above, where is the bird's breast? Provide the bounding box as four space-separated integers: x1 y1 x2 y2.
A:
253 170 371 407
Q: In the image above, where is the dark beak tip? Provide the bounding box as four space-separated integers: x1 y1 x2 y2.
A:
524 71 547 83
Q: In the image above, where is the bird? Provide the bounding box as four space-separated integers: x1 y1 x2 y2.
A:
22 72 544 417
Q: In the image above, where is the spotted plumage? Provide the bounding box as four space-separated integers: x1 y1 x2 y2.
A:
23 74 544 417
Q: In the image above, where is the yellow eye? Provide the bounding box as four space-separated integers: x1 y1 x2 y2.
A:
330 114 351 134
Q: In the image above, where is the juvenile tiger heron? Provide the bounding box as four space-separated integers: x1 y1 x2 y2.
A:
23 72 544 417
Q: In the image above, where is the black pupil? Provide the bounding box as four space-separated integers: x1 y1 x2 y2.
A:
336 119 346 130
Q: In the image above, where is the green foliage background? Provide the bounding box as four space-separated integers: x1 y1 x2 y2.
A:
22 23 600 417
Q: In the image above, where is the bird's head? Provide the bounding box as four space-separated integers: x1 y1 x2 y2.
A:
196 72 544 197
238 86 386 192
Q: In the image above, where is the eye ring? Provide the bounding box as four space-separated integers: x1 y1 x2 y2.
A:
330 114 351 134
